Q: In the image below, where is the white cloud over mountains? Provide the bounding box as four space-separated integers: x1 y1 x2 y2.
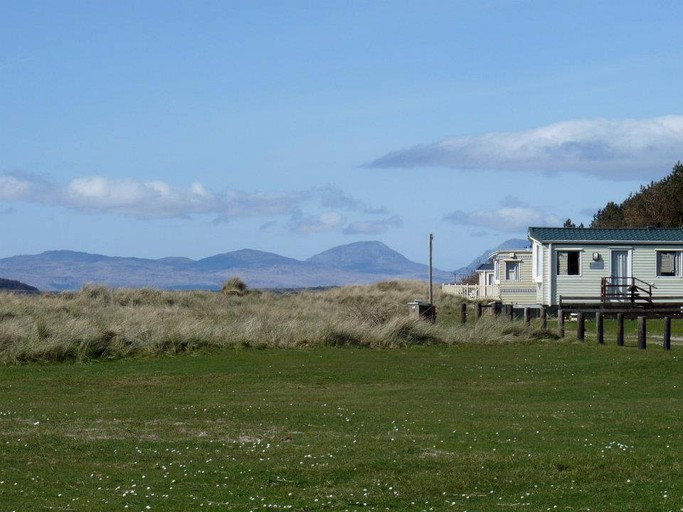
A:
343 215 403 235
369 115 683 179
444 199 561 232
64 177 216 218
290 212 346 234
0 173 400 235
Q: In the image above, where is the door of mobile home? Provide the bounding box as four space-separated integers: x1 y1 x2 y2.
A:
610 250 630 298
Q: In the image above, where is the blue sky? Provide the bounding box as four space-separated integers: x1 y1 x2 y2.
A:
2 1 683 270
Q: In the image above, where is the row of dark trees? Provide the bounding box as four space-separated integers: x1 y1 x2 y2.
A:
589 162 683 228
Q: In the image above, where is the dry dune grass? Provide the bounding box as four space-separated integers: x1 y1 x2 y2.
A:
0 280 558 363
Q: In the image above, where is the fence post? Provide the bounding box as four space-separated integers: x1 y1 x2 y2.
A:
524 308 531 327
474 303 482 321
663 316 671 351
596 312 604 344
616 313 624 346
577 312 585 341
637 316 646 349
460 303 467 325
557 308 565 338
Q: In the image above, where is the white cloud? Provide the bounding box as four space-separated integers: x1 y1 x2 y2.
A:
216 191 303 219
290 212 346 234
190 181 209 197
0 173 402 237
259 220 278 231
444 206 561 232
64 176 218 218
369 115 683 180
0 175 33 200
343 215 403 235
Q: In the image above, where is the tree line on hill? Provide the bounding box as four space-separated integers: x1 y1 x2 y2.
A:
562 162 683 229
588 161 683 228
0 277 39 293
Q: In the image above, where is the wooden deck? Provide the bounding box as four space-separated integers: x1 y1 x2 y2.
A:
558 295 683 318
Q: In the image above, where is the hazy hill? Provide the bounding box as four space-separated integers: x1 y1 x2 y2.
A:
195 249 304 271
452 238 530 279
0 242 453 291
0 277 39 293
307 241 445 276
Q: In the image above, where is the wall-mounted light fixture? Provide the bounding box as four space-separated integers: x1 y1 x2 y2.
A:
592 252 600 261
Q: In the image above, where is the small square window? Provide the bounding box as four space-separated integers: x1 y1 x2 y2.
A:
657 251 679 277
557 251 580 276
506 261 520 281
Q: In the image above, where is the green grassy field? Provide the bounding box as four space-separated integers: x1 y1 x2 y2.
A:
1 343 681 511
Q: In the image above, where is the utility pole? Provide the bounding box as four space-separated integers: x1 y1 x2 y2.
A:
429 233 433 307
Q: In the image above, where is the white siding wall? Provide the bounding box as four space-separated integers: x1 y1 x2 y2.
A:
533 243 546 305
543 245 552 306
495 252 536 305
632 244 683 296
553 246 604 303
541 243 683 305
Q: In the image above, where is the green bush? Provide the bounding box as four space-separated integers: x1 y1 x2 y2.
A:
220 276 249 296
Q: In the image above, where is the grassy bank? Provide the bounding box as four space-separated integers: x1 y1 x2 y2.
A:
1 281 682 364
1 344 681 511
2 281 682 364
0 282 567 364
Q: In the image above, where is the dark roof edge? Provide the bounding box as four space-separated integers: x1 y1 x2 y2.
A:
527 227 683 243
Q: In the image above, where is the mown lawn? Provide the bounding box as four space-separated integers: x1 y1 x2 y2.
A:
1 343 681 511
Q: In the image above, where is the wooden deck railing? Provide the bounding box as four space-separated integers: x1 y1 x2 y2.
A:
441 283 500 300
600 276 655 304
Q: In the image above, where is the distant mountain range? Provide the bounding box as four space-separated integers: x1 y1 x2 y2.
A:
0 239 531 292
0 241 455 291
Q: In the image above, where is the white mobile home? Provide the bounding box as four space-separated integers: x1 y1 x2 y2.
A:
490 249 536 305
474 262 497 298
528 227 683 306
442 249 536 305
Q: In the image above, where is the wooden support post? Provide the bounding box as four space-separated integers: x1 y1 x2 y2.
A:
596 312 604 344
616 313 624 346
474 303 482 321
508 305 514 322
540 307 547 330
524 307 531 327
577 312 585 341
663 316 671 351
557 309 565 338
637 316 646 349
460 303 467 325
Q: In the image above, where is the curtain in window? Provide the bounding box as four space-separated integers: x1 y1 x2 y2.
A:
659 252 676 276
557 252 569 275
506 262 519 280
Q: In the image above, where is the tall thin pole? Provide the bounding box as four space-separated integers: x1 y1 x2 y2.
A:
429 233 433 306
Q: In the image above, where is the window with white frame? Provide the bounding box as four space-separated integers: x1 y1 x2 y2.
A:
505 261 520 281
657 251 681 277
557 251 581 276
